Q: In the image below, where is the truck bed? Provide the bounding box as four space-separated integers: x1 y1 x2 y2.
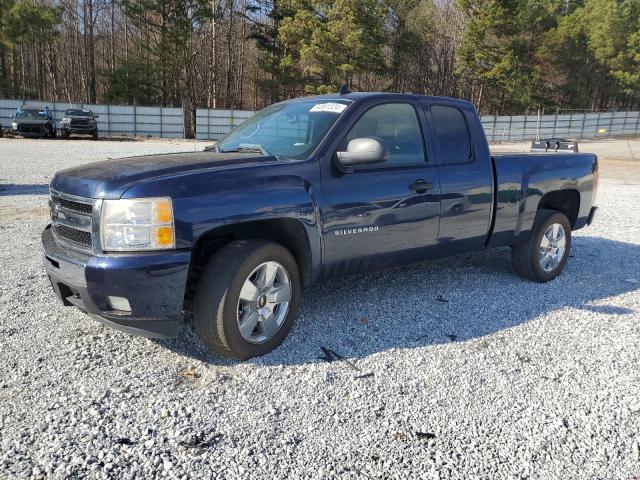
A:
489 152 598 247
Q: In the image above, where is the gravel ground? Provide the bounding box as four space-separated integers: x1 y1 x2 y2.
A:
1 137 639 480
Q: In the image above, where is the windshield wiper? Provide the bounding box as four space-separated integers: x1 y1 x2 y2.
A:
219 144 273 156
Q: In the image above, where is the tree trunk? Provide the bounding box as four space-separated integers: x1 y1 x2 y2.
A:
225 0 234 107
125 18 129 60
111 0 116 71
0 44 7 97
210 0 218 109
237 0 247 107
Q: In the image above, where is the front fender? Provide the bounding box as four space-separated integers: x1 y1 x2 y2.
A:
122 160 322 280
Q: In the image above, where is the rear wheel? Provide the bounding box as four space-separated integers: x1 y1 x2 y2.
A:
193 240 301 360
512 209 572 282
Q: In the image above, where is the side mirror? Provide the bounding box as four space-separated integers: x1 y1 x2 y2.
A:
336 137 389 167
94 114 100 118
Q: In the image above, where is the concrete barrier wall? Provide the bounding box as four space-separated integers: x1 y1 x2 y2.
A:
481 111 640 142
0 99 184 138
196 108 640 142
195 108 254 140
3 98 639 142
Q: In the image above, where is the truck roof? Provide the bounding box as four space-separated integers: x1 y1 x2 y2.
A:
285 92 474 109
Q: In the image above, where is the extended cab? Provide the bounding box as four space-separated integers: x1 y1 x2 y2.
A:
42 93 599 359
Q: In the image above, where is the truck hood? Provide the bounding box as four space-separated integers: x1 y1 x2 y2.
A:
50 150 269 199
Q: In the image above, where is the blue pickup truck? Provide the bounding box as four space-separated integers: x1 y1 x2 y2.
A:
43 93 599 359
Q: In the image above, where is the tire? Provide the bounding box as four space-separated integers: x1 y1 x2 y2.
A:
92 128 98 140
62 130 70 139
193 239 301 360
512 209 572 282
50 125 56 138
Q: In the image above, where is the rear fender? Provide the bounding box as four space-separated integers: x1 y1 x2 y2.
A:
489 153 597 247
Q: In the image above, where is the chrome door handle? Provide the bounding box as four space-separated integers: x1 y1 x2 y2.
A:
410 179 433 193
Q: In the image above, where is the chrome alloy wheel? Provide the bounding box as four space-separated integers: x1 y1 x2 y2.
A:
539 223 566 272
237 261 292 344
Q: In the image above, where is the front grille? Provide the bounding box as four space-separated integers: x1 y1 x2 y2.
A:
54 224 92 246
18 125 42 134
52 196 93 214
71 119 89 126
50 191 94 251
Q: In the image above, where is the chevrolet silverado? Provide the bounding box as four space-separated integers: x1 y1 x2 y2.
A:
42 93 599 359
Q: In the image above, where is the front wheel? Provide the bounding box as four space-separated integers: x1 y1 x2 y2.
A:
193 240 301 360
512 209 572 282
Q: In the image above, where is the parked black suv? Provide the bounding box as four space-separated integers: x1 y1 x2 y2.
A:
11 105 57 138
60 109 99 139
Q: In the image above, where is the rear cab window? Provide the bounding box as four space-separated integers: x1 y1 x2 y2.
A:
430 105 473 164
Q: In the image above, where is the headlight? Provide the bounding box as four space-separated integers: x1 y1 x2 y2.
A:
61 118 71 123
100 198 175 251
11 122 17 129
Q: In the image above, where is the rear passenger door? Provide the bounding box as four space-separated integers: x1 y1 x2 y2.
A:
423 101 494 255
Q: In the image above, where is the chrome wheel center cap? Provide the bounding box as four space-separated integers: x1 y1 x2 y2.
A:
257 295 267 308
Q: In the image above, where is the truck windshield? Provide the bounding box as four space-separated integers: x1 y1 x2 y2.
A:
65 109 92 117
217 99 351 159
15 109 47 119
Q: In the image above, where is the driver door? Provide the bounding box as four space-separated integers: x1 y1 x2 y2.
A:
320 100 441 278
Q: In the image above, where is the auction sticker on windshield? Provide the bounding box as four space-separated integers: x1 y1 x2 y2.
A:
309 103 348 114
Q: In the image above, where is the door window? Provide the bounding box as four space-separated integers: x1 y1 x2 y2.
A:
345 103 426 166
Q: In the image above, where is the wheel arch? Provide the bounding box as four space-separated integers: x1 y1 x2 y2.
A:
184 218 313 310
537 189 580 227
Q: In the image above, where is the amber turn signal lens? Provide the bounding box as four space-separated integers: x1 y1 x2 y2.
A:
156 226 174 246
157 201 173 223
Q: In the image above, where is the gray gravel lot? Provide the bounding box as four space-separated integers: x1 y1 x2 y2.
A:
1 137 639 479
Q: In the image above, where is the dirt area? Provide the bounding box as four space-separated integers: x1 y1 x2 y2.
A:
1 137 639 479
